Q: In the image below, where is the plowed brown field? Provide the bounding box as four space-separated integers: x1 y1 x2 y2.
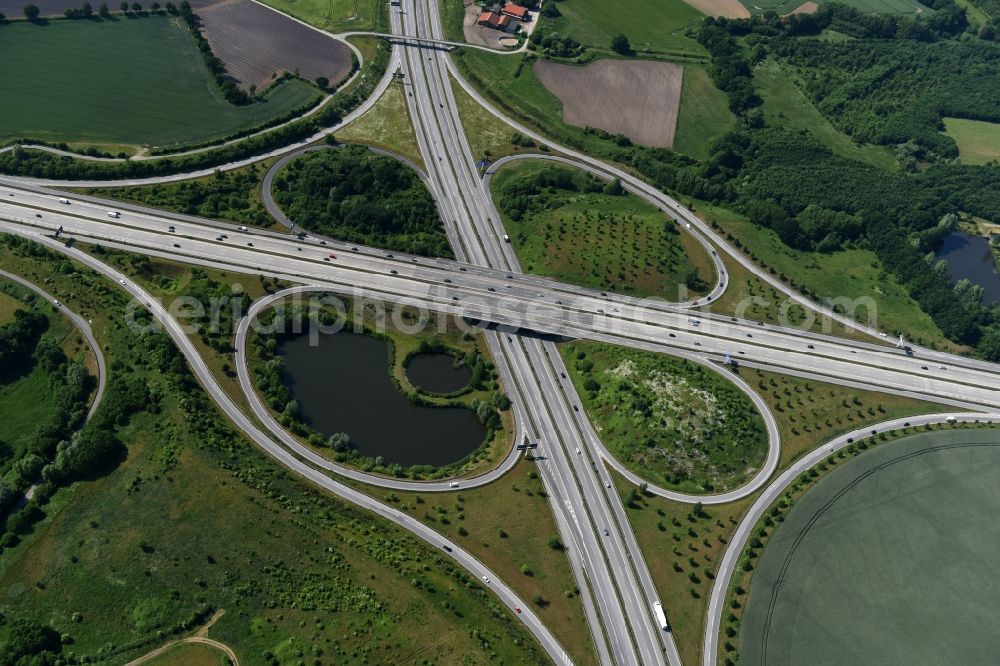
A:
198 0 352 90
534 59 683 148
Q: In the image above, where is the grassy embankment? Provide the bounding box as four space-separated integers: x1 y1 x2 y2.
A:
336 80 425 169
691 202 963 351
353 457 599 666
612 362 948 666
491 159 714 299
0 235 549 665
0 17 320 151
0 278 95 476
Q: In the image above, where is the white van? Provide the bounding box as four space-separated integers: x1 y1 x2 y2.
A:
59 198 70 205
107 211 120 218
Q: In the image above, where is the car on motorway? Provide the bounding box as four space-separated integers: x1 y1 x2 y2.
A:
603 528 609 536
168 225 175 232
442 545 452 552
576 447 581 454
444 278 451 283
107 211 120 218
119 279 126 285
488 287 495 292
247 242 253 247
482 576 490 584
329 253 336 259
390 269 398 275
216 236 224 241
503 234 510 242
59 198 70 204
514 606 521 614
52 299 60 306
449 482 459 488
605 481 611 488
172 243 180 248
921 365 928 370
35 213 41 218
239 225 248 231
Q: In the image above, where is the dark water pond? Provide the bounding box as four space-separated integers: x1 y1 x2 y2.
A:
278 332 486 467
935 231 1000 306
405 352 471 395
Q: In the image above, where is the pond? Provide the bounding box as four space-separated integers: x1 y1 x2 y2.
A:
278 332 486 467
935 231 1000 306
405 352 472 395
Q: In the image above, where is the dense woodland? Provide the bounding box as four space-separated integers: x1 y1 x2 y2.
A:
273 146 452 258
665 5 1000 358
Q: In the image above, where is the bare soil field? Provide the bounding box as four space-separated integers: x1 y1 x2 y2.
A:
533 59 683 148
678 0 750 17
788 0 819 12
198 0 352 90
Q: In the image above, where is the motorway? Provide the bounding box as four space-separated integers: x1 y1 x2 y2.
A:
3 187 999 413
1 3 999 664
7 226 573 664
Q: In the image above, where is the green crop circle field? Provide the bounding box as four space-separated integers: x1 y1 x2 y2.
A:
740 428 1000 665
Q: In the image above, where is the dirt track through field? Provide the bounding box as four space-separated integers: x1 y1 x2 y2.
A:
199 0 352 90
533 59 683 148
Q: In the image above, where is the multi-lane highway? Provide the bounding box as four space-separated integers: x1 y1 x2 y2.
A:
2 3 999 664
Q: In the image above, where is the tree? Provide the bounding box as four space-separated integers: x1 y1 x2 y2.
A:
23 3 40 19
81 1 92 16
131 0 141 10
120 0 128 10
610 34 631 55
99 1 110 16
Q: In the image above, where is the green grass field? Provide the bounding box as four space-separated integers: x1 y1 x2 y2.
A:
357 458 598 665
0 240 547 665
756 59 897 170
740 0 929 14
144 641 227 665
260 0 384 31
618 368 943 666
337 80 424 169
561 341 768 493
491 159 714 299
673 65 738 160
0 17 320 150
740 429 1000 666
545 0 706 56
944 117 1000 165
692 201 964 351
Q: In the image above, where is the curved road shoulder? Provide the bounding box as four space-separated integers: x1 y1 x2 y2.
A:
0 268 106 420
2 225 570 665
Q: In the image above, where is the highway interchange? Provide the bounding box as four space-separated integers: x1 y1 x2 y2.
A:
0 1 999 664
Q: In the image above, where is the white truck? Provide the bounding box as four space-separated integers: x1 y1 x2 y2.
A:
653 601 669 630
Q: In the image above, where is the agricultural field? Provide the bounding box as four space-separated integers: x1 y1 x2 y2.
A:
756 59 898 171
258 0 384 32
0 17 321 150
561 341 768 494
491 159 713 299
542 0 708 55
737 0 930 14
533 59 683 148
944 117 1000 166
0 0 219 15
198 0 354 91
740 429 1000 666
673 65 737 160
0 237 547 665
336 80 424 168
